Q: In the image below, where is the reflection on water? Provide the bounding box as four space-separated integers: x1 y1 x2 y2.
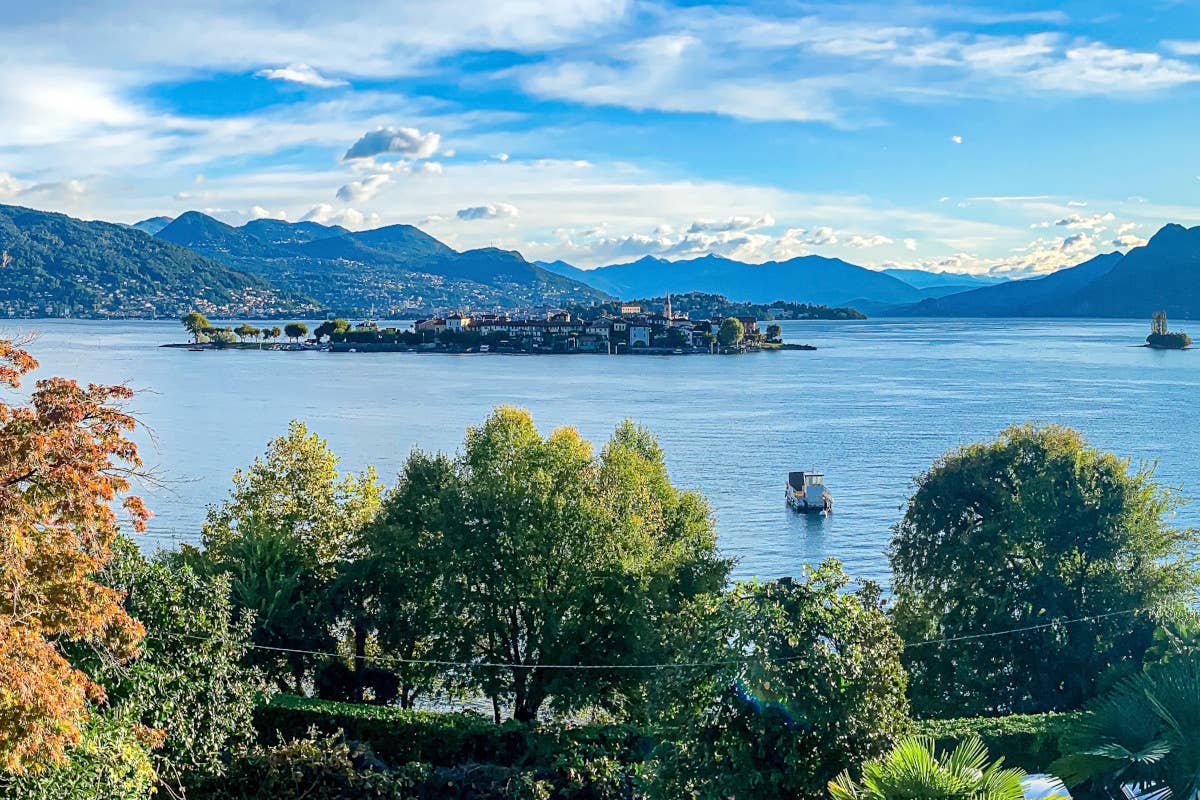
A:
12 317 1199 587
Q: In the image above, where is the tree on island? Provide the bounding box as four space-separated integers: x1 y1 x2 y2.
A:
718 316 745 347
269 326 282 342
283 322 308 343
1147 311 1191 349
891 424 1198 717
766 323 782 342
313 319 349 341
233 323 259 343
182 311 210 343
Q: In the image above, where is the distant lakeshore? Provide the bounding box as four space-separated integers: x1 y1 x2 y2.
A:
166 299 823 355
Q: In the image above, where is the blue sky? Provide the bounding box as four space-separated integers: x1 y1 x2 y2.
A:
3 0 1200 273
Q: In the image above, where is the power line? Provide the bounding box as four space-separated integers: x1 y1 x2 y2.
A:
149 603 1162 672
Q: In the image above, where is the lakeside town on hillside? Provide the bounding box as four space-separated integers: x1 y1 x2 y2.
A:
175 295 820 354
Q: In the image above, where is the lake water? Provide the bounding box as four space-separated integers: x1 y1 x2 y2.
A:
9 318 1198 586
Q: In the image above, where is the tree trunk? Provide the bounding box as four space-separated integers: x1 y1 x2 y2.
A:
351 620 367 704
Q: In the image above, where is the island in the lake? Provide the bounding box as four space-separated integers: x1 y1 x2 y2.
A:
1147 311 1192 350
167 295 833 355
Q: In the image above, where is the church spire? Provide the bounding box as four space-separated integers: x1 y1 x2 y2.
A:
664 291 672 321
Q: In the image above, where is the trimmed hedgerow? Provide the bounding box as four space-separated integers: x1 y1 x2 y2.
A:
916 711 1082 772
254 695 655 769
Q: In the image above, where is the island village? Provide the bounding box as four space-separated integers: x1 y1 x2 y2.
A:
326 295 799 354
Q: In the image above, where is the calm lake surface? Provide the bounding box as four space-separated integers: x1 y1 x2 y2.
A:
11 318 1198 586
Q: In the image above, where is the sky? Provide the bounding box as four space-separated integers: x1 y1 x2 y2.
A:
3 1 1200 275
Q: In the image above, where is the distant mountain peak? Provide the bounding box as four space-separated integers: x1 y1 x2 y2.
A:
131 215 174 235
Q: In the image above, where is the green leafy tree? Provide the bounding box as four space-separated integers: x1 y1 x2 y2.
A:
664 327 690 348
1053 651 1200 799
233 323 259 343
653 560 910 800
766 323 782 342
72 538 264 794
200 421 381 692
284 322 308 342
211 328 238 346
336 450 458 708
717 316 744 347
891 424 1198 717
181 311 210 343
403 407 729 721
829 735 1057 800
313 319 350 341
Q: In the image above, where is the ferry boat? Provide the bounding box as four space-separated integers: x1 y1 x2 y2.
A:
786 470 833 514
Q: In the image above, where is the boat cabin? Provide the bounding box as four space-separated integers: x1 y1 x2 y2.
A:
786 470 833 513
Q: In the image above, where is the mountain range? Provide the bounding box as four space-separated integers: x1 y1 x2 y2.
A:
538 254 929 308
2 202 1198 320
0 204 308 318
154 211 606 314
891 224 1200 319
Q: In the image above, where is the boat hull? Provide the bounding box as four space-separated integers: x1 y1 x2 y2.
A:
786 490 832 513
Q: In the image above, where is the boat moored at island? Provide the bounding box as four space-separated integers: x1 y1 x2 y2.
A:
786 470 833 514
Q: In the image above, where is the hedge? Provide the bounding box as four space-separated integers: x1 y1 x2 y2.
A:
256 696 1083 787
254 694 655 770
916 711 1083 773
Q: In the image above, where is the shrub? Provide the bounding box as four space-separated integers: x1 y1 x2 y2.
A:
829 735 1056 800
0 714 159 800
651 561 911 800
194 731 429 800
1053 651 1200 799
254 695 654 771
915 712 1080 773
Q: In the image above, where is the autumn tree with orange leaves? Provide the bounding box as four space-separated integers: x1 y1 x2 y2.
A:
0 336 150 774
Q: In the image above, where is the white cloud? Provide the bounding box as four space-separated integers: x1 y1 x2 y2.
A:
0 172 27 198
336 174 391 203
1112 233 1148 248
248 205 286 220
951 135 963 144
687 214 774 233
343 126 441 161
844 233 894 248
256 64 347 88
903 237 918 251
302 203 380 230
456 202 519 220
1163 40 1200 57
495 153 510 161
1053 211 1115 231
419 161 443 175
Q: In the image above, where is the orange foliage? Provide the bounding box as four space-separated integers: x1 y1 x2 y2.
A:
0 339 149 773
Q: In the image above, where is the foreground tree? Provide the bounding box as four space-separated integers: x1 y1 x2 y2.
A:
72 539 263 794
766 322 783 342
199 421 381 692
1053 651 1200 799
829 736 1055 800
369 407 730 721
653 560 910 800
336 450 457 708
181 311 210 343
0 338 149 773
892 424 1198 717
